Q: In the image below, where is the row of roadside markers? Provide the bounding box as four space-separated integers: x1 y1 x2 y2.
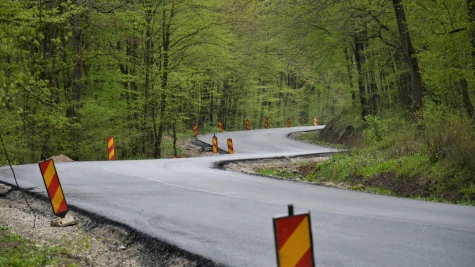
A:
35 119 317 266
105 116 318 161
200 117 319 155
194 117 318 137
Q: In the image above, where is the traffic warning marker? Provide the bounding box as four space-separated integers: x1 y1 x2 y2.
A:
193 123 198 137
212 134 218 154
107 136 115 161
245 119 251 130
287 118 291 127
313 117 317 126
38 159 69 217
265 117 269 129
227 138 234 154
273 204 315 267
218 120 223 132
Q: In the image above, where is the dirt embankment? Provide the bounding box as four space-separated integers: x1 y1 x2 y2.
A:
0 183 219 267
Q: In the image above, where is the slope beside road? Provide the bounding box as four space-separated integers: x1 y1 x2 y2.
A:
1 126 475 267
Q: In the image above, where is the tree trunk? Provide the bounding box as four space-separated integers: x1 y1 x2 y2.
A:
353 35 369 119
464 0 475 119
392 0 423 112
154 3 175 159
67 13 83 118
460 79 474 118
144 8 154 157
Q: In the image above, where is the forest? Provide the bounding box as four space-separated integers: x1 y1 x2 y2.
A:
1 0 474 185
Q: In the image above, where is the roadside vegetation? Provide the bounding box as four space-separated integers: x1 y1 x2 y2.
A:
0 225 79 267
281 104 475 205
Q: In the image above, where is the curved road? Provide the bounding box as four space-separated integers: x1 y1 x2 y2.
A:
1 126 475 267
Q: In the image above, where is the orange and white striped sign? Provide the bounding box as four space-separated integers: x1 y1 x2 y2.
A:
265 117 269 129
245 119 251 130
273 212 315 267
218 120 223 132
193 123 198 137
287 118 291 127
38 159 69 217
313 117 317 126
227 138 234 154
107 136 115 160
212 134 218 154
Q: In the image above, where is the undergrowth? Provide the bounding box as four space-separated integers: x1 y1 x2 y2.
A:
0 225 79 267
292 103 475 204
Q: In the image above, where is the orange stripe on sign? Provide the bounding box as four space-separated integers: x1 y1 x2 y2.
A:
276 215 306 250
108 138 113 148
42 161 56 187
51 186 65 213
274 214 314 267
38 159 68 217
279 216 311 267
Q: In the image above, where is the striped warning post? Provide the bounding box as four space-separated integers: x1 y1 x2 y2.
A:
265 117 269 129
273 206 315 267
38 159 69 217
287 118 291 127
227 138 234 154
245 119 251 130
313 117 317 126
212 134 218 154
193 123 198 137
107 136 115 161
218 120 223 132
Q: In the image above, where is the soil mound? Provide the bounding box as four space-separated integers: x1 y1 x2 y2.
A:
50 154 74 162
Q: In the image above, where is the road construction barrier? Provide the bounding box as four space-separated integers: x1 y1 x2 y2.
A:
193 123 198 137
245 119 251 130
273 204 315 267
287 118 291 127
218 120 223 132
107 136 115 161
227 138 234 154
212 134 218 154
38 159 69 217
265 117 269 129
313 117 317 126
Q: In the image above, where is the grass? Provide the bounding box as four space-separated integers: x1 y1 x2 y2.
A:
261 111 475 205
257 168 301 179
0 225 81 267
296 132 345 149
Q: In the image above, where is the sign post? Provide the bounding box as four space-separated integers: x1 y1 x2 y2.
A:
273 204 315 267
38 159 69 217
107 136 115 161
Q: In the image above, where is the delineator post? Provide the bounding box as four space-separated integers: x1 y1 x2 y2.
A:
218 120 223 132
212 134 218 154
193 124 198 137
107 136 115 161
38 159 69 217
227 138 234 154
245 119 251 130
273 204 315 267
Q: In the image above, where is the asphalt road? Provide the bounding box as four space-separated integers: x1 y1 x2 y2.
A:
1 126 475 267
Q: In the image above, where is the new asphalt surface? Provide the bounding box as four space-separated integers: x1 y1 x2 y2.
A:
1 126 474 266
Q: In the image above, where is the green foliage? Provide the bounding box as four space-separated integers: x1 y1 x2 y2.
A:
0 0 474 165
290 109 474 204
257 168 300 179
0 225 77 267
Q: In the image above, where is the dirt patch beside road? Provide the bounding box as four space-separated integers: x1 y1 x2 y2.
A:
0 183 218 267
221 155 354 190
